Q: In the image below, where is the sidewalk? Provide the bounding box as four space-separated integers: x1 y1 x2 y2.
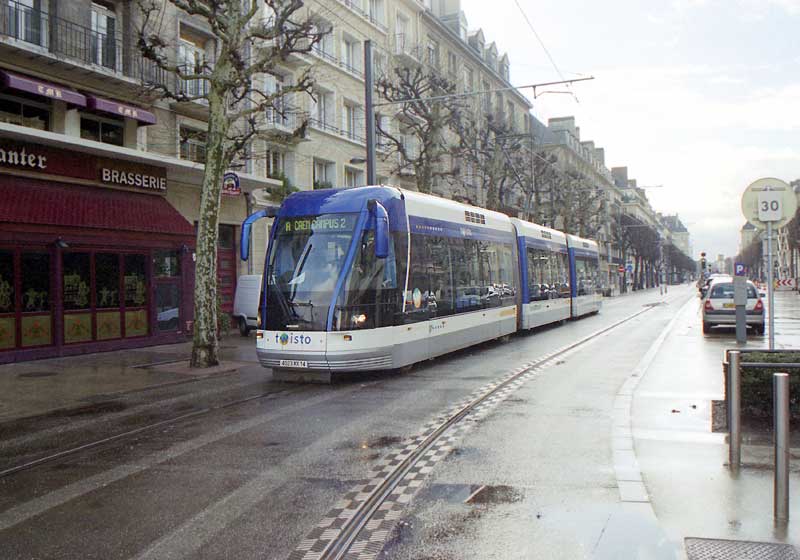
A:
633 290 800 557
0 334 260 422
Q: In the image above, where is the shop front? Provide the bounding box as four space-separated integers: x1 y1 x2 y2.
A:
0 140 195 363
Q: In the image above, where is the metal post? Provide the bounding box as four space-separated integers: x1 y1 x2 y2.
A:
729 351 741 469
363 40 377 186
767 221 775 350
774 372 790 521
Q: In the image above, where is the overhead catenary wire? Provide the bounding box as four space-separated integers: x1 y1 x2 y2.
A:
512 0 566 84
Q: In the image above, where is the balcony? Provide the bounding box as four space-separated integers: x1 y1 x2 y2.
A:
309 117 365 145
0 0 160 89
263 109 303 138
177 66 210 99
392 34 420 66
309 44 363 79
337 0 388 32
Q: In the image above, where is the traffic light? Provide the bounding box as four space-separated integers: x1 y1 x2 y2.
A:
700 252 707 270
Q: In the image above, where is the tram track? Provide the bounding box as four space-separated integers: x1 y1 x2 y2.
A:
303 298 679 560
0 387 301 479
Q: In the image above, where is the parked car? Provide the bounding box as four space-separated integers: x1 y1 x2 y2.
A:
233 275 262 336
699 274 730 298
702 278 764 335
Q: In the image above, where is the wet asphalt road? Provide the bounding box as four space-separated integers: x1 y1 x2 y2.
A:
0 287 695 559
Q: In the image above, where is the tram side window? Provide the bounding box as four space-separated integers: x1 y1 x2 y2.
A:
404 234 516 323
574 256 599 296
526 247 570 301
555 251 570 297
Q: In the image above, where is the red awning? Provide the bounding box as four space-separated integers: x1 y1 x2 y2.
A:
0 176 194 236
0 70 87 107
86 95 157 125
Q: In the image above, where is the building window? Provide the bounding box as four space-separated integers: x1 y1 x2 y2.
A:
447 52 457 78
265 149 285 179
179 126 207 163
178 29 208 97
426 38 439 68
368 0 385 26
91 3 118 70
265 73 290 127
341 35 362 75
343 101 362 142
80 114 124 146
313 158 335 188
344 166 364 188
311 89 334 129
8 0 46 46
0 93 49 130
311 19 334 60
463 66 474 93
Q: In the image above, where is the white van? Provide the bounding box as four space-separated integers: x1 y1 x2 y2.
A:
233 275 262 336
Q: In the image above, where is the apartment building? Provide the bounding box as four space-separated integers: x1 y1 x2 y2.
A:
0 0 280 362
533 116 623 290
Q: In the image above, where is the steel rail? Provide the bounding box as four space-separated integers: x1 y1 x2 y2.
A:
319 302 664 560
0 389 296 479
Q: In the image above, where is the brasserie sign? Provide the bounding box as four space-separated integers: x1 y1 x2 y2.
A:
0 141 167 194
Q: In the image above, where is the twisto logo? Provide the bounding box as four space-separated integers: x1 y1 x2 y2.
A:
276 332 312 346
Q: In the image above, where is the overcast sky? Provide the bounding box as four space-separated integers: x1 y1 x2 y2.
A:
461 0 800 258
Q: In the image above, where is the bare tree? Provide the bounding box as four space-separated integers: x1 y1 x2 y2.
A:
376 66 462 193
137 0 323 367
453 114 530 214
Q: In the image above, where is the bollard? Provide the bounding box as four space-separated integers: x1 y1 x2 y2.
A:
728 351 741 469
774 372 790 521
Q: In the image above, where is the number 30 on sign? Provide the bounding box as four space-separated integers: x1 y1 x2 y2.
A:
758 192 782 222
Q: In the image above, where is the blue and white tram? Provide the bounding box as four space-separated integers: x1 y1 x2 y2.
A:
240 185 601 377
566 234 603 317
511 219 572 329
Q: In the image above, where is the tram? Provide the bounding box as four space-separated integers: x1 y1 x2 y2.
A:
240 185 602 376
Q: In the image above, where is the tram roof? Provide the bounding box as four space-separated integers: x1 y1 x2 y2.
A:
566 233 600 254
509 218 568 247
278 185 405 222
401 190 514 233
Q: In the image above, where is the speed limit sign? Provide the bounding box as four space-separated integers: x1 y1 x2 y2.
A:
741 177 798 230
758 191 783 222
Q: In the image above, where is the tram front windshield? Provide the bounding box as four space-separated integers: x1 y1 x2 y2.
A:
265 214 357 331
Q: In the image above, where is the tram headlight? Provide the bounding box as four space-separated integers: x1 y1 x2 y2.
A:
351 313 367 327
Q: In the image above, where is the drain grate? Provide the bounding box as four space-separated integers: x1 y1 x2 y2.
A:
685 538 800 560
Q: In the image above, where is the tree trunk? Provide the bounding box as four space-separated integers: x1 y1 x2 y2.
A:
191 78 232 368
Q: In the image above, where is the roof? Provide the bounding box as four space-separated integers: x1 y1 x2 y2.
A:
0 176 194 236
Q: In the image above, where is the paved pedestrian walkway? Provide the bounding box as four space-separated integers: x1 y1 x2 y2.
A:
633 289 800 558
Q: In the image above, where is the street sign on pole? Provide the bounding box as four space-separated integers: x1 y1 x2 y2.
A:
741 177 797 231
734 262 747 277
741 178 796 350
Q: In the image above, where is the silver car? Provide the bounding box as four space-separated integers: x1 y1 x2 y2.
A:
702 278 764 334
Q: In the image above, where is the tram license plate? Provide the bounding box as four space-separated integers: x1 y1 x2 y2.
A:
279 359 308 368
723 303 735 309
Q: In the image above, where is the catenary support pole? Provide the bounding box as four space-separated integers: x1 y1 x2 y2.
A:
774 372 790 521
728 351 741 469
364 40 377 186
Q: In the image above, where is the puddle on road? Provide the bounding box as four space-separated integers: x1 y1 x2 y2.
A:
337 435 404 452
465 484 523 505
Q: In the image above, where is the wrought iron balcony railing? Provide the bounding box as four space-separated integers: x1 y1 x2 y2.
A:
0 0 170 85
